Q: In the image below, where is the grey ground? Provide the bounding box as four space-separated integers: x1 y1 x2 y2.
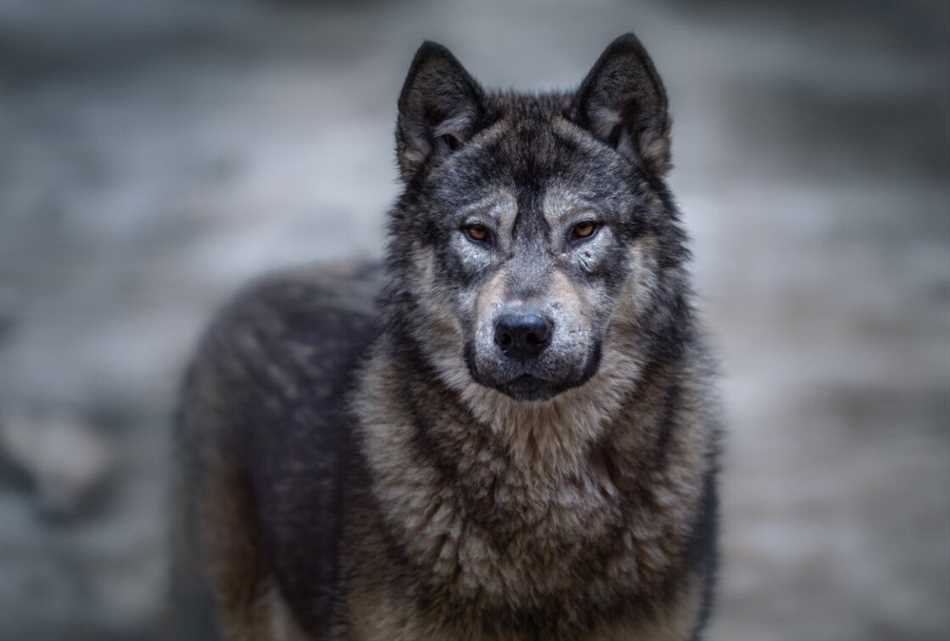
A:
0 1 948 640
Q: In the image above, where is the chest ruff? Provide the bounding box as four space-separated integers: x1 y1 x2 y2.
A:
350 347 711 638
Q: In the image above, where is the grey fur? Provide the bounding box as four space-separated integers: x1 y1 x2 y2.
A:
173 33 722 641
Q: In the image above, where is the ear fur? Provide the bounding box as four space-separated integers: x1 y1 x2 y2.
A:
396 41 484 180
572 33 672 177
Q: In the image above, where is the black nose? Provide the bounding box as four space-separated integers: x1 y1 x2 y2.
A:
494 312 553 360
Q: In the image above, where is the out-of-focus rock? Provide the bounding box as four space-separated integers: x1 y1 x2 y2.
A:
0 411 115 521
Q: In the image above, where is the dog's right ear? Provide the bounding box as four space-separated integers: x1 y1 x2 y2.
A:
396 42 484 180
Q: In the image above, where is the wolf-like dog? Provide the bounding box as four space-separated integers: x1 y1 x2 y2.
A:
173 33 722 641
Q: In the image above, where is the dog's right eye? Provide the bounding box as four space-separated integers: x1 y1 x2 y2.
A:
462 224 490 244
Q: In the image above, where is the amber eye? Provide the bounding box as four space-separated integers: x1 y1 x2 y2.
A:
463 224 490 243
572 221 598 240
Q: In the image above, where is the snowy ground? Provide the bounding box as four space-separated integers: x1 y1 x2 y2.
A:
0 1 948 639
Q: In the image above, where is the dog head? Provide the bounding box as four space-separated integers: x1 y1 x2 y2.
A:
388 34 688 403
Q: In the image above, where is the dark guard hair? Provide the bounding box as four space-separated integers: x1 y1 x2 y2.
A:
350 32 721 639
172 33 721 641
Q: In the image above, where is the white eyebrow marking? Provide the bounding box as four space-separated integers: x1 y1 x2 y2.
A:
459 190 518 240
542 183 599 245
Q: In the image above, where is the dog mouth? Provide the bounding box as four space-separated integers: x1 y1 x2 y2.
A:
464 340 602 402
496 375 563 402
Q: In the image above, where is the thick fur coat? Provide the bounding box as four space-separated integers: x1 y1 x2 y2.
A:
173 33 722 641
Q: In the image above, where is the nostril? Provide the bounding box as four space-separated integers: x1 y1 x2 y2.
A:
494 312 553 359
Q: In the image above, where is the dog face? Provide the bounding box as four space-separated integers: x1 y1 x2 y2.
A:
390 35 684 402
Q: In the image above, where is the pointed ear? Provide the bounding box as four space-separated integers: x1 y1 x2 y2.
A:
396 41 484 180
571 33 672 177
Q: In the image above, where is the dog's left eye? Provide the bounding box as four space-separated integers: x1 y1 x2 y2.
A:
571 221 599 240
462 224 491 243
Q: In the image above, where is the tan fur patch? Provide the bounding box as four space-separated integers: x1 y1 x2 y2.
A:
197 456 272 641
267 584 310 641
476 267 508 323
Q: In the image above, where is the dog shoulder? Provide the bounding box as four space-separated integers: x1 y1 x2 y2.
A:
174 260 383 639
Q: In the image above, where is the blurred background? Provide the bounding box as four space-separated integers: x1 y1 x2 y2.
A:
0 0 947 639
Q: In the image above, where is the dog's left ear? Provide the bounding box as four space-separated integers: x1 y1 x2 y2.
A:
571 33 671 177
396 41 484 181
